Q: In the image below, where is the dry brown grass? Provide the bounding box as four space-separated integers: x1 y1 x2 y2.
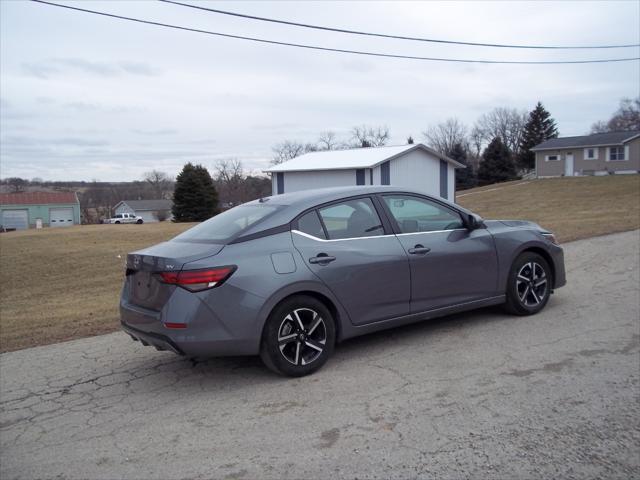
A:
458 175 640 243
1 175 639 352
0 222 193 352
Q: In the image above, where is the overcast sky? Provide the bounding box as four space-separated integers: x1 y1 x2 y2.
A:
1 0 639 182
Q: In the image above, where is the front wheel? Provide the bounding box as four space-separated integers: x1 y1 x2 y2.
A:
260 295 335 377
136 219 143 224
504 252 552 315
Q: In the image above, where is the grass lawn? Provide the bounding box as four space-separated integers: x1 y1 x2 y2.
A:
1 175 639 352
0 222 193 352
458 175 640 243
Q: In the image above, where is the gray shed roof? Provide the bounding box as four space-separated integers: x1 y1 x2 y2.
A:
531 131 640 151
116 199 173 211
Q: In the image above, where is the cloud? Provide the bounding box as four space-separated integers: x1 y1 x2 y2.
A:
133 128 179 136
21 58 161 79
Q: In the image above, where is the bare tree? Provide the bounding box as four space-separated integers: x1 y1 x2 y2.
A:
271 141 307 165
422 118 469 155
6 177 27 193
589 120 609 134
318 131 338 151
350 125 390 148
143 170 172 199
214 158 246 206
473 107 528 155
469 125 484 158
591 97 640 133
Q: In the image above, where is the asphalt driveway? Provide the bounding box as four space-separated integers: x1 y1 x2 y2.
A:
1 230 639 479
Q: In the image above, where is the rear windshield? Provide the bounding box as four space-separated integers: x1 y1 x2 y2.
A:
171 204 281 243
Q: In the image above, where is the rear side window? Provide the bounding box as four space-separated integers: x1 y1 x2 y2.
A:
383 195 463 233
297 211 326 239
172 204 281 243
318 198 383 240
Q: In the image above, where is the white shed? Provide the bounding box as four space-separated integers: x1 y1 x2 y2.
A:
264 143 464 202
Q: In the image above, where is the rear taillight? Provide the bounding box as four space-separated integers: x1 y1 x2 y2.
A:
157 266 236 292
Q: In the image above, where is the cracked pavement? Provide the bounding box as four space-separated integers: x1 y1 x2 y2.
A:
1 230 639 479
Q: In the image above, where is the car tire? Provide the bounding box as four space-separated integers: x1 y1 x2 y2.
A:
136 219 143 224
115 221 120 224
260 295 335 377
504 252 552 316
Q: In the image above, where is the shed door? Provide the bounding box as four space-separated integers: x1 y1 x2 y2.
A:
2 209 29 230
50 207 74 227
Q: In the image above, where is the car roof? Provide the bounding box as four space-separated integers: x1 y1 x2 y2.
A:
237 186 471 239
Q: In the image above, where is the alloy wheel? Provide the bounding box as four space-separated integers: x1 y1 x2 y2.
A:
278 308 327 366
516 262 548 307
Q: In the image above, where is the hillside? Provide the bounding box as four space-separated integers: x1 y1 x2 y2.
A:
1 175 639 352
458 175 640 242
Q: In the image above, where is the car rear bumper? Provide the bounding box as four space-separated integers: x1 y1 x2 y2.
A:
119 286 263 357
121 322 184 355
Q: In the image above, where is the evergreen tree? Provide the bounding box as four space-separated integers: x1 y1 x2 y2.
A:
172 163 219 222
446 143 476 190
517 101 558 170
478 137 517 186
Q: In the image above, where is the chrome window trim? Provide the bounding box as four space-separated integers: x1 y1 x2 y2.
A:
292 229 393 242
395 228 468 237
292 228 467 242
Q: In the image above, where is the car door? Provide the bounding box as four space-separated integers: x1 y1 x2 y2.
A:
291 196 411 326
379 194 498 313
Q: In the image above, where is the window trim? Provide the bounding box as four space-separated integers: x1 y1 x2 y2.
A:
583 147 598 160
607 146 627 161
376 192 467 235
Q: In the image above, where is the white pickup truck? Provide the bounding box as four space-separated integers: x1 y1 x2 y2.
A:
105 213 144 224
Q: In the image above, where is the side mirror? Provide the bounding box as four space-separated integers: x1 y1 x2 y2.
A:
465 213 483 230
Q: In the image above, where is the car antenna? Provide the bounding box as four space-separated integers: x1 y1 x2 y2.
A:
258 197 270 203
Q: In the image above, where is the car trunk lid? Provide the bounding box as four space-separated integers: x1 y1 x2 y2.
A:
125 241 225 310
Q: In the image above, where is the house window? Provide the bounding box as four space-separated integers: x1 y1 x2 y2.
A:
546 155 559 161
585 148 596 160
609 147 625 161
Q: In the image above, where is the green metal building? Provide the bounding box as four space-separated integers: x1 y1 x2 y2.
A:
0 192 81 230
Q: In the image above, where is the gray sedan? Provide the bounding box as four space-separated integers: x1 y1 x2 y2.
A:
120 186 565 376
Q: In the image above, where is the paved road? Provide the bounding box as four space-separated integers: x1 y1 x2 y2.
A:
1 231 639 479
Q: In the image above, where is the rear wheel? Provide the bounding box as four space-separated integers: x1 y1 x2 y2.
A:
505 252 552 315
115 221 120 224
260 295 335 377
136 219 143 224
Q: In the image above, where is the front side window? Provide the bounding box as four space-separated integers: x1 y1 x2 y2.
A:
383 195 464 233
172 204 281 243
609 147 625 161
317 198 383 240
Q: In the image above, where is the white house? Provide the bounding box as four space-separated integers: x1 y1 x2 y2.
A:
114 199 173 223
264 143 465 202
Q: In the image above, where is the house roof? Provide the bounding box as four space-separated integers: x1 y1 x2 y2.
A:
0 191 78 206
264 143 465 173
116 199 173 211
531 130 640 151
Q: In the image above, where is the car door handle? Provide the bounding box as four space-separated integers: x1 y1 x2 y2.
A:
309 254 336 265
408 245 431 255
